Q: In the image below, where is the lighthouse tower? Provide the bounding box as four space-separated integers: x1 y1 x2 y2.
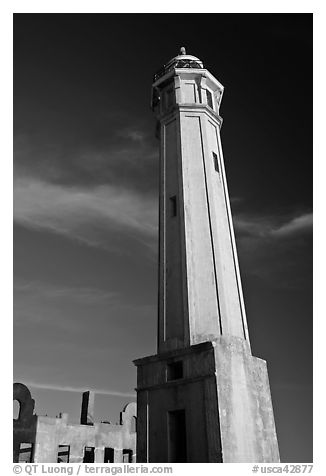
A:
134 49 279 463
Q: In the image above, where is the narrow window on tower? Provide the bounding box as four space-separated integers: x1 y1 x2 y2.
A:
170 195 177 217
165 87 174 109
213 152 219 173
206 89 214 109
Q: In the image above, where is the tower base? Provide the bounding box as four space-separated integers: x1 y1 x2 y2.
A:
134 336 279 463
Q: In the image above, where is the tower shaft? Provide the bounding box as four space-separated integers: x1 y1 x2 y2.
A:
158 85 249 353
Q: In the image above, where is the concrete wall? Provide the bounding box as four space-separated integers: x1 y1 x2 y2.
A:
162 117 185 343
13 384 136 464
180 111 223 342
213 336 280 462
34 405 136 463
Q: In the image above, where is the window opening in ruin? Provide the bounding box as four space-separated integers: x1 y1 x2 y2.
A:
168 409 187 462
83 446 95 463
104 447 114 463
213 152 219 173
170 195 177 217
123 449 133 463
131 416 137 433
19 443 33 463
206 89 214 109
57 445 70 463
13 400 20 420
167 360 183 381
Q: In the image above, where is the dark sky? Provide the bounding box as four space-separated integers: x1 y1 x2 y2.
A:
13 14 312 462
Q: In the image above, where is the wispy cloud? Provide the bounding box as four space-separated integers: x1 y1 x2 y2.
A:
230 196 244 205
14 130 158 193
14 177 158 250
270 213 313 237
118 128 146 143
21 381 135 398
14 280 118 303
234 212 313 239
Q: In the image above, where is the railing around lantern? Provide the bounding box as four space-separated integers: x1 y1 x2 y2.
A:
153 58 204 82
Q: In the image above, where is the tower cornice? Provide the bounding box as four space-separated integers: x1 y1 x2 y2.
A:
157 104 223 128
153 68 224 93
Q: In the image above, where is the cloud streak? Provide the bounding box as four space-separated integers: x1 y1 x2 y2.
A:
21 381 135 398
270 213 313 237
14 130 159 193
14 280 118 303
234 212 312 239
14 177 158 250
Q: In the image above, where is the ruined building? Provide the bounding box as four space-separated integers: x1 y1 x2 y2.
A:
13 383 136 463
134 49 280 462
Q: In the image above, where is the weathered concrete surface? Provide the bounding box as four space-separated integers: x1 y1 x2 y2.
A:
134 337 279 463
34 409 136 463
34 402 137 463
213 336 280 462
13 383 136 463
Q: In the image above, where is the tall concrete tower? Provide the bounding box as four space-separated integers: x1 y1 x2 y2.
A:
134 49 279 463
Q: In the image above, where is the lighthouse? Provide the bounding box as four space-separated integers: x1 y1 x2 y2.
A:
134 48 279 463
